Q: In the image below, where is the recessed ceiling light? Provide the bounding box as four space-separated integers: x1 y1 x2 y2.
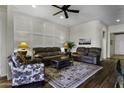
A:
32 5 36 8
116 19 120 23
60 15 64 19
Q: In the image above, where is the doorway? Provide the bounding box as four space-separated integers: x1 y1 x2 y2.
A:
110 32 124 59
115 33 124 55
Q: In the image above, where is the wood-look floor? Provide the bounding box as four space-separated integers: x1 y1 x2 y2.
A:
79 59 117 88
111 54 124 60
0 58 118 88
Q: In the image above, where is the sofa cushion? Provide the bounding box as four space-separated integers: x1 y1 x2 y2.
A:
43 55 61 60
89 48 101 54
33 47 45 54
33 47 61 54
77 47 85 52
88 52 98 56
82 56 97 64
52 51 61 55
37 53 49 57
76 47 89 55
77 52 86 55
46 52 61 56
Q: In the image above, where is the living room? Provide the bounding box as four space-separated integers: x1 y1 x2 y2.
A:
0 4 124 89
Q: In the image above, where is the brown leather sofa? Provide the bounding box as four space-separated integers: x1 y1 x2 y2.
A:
72 47 101 65
33 47 64 66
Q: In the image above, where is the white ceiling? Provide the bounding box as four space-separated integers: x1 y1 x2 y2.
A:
13 5 124 27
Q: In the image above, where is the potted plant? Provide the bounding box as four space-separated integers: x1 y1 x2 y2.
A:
64 41 76 57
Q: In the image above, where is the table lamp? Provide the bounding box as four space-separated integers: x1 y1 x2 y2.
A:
64 42 69 52
18 42 29 55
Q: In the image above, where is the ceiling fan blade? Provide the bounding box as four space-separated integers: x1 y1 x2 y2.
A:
62 5 71 10
67 9 79 13
66 5 71 9
64 11 68 18
52 5 62 9
53 11 63 16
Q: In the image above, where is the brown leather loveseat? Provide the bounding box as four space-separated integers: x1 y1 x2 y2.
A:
72 47 101 65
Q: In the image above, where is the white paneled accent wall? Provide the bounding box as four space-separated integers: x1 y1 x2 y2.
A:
14 12 69 49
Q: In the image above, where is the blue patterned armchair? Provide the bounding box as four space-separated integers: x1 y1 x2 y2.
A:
8 53 45 87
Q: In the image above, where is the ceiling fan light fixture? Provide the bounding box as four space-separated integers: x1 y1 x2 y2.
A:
32 5 36 8
60 15 64 19
116 19 120 23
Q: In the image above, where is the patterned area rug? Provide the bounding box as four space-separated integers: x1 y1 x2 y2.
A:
45 62 103 88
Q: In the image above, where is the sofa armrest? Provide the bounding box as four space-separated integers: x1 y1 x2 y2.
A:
34 54 43 59
11 63 44 86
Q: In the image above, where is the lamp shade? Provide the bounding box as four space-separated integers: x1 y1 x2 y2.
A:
18 42 29 49
64 42 68 49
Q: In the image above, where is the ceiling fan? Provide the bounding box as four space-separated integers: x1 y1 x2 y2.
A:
52 5 80 19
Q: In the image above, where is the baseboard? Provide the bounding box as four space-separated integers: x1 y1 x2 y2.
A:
0 76 7 80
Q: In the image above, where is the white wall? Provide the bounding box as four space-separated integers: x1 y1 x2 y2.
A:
110 33 115 56
0 6 7 77
14 12 69 49
69 20 108 59
108 24 124 57
101 23 108 59
6 6 14 80
0 6 14 78
115 34 124 54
